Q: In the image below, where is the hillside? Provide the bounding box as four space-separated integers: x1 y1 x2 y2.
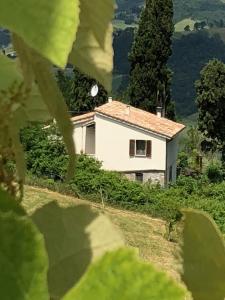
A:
116 0 225 23
113 29 225 116
23 186 179 280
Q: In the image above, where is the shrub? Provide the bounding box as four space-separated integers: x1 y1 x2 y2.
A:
206 163 223 183
22 124 225 233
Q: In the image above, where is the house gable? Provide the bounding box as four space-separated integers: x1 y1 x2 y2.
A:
95 113 167 172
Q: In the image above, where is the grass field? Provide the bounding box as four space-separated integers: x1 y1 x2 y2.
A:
113 19 137 30
175 18 197 32
23 186 180 280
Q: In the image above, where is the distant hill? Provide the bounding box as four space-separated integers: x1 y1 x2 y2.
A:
116 0 225 23
113 29 225 117
0 29 10 48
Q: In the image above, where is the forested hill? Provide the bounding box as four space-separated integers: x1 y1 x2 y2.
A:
116 0 225 22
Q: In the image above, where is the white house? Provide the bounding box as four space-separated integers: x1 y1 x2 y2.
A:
72 99 185 185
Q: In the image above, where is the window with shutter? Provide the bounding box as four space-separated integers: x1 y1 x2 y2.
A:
129 140 135 157
146 140 152 158
129 140 152 158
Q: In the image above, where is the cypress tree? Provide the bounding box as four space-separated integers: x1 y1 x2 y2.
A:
126 0 175 119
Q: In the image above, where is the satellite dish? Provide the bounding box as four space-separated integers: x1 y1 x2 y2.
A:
90 84 99 97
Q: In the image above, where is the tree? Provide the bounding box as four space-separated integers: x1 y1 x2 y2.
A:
194 22 201 31
196 59 225 160
57 68 108 114
184 25 191 31
126 0 175 119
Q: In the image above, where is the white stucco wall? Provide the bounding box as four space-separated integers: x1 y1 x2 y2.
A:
73 124 85 154
95 114 167 172
166 135 179 183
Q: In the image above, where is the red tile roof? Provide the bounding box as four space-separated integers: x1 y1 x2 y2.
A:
71 112 95 123
72 101 185 139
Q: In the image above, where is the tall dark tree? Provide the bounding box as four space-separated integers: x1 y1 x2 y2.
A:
126 0 175 119
196 59 225 159
57 68 108 115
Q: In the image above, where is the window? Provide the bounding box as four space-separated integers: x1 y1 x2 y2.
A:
135 173 143 183
136 140 146 156
129 140 152 158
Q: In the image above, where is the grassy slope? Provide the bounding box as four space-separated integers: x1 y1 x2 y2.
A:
113 19 137 30
175 18 197 32
209 27 225 43
24 186 179 280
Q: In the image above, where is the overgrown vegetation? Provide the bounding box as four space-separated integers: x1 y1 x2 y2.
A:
23 124 225 234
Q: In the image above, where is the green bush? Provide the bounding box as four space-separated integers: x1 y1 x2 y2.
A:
21 124 68 180
26 160 225 233
22 124 225 233
206 163 223 183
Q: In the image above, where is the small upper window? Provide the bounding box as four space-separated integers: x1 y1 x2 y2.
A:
136 140 146 156
129 140 152 158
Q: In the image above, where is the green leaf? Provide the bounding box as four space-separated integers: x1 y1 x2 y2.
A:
63 249 185 300
29 52 75 180
31 202 124 300
0 0 80 67
9 123 26 197
0 210 49 299
69 0 114 91
181 209 225 300
0 188 25 215
0 54 51 125
0 54 22 90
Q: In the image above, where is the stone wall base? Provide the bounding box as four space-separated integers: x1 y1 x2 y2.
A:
124 171 165 186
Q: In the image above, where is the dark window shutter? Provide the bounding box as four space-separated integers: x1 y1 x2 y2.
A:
146 140 152 158
129 140 135 157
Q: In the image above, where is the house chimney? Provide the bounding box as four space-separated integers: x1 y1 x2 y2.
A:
108 96 113 103
156 106 162 118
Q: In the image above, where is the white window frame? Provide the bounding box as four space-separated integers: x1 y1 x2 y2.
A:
135 140 147 157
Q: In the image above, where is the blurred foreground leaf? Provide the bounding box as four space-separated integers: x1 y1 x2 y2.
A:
0 191 49 300
32 202 124 299
181 209 225 300
63 249 185 300
69 0 114 91
0 0 79 67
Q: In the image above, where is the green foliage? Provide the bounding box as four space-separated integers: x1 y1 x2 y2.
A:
31 201 124 299
69 0 114 91
173 0 225 23
196 59 225 157
63 249 185 300
116 0 225 23
0 188 25 216
21 124 68 180
22 124 225 231
113 28 134 75
0 189 49 300
25 132 225 234
206 162 223 183
169 32 225 116
57 68 108 114
0 0 79 67
126 0 175 119
181 209 225 300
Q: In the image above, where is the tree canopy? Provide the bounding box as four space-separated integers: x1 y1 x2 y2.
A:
57 68 108 115
196 59 225 158
126 0 175 119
